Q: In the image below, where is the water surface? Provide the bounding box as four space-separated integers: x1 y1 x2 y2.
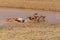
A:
0 8 60 25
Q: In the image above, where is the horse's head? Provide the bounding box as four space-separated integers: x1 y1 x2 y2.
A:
37 16 46 22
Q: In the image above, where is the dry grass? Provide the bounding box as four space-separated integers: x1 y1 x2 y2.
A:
0 23 60 40
0 0 60 12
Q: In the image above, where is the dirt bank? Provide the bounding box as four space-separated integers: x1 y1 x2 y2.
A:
0 0 60 12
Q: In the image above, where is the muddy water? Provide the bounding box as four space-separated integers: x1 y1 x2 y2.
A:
0 8 60 25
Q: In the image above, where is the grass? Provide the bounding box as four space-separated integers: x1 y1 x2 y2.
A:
0 23 60 40
0 0 60 40
0 0 60 12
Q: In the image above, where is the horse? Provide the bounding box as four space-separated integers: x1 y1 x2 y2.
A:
15 18 25 23
37 16 46 22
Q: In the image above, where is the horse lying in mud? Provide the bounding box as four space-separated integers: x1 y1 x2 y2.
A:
6 13 46 23
15 16 46 23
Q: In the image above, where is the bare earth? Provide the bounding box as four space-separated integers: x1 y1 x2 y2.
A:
0 0 60 12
